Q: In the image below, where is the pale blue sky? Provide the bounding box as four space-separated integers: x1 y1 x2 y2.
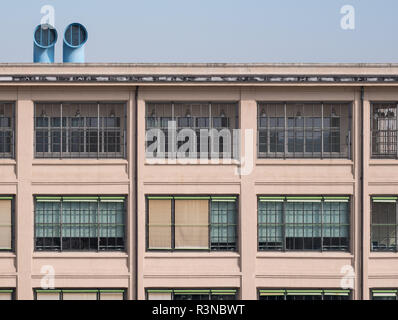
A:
1 0 397 63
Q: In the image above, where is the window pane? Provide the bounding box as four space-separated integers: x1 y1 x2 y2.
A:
258 197 349 251
258 201 283 250
371 202 397 251
35 201 61 250
63 292 97 300
99 292 124 300
0 200 11 249
323 202 349 250
210 200 236 250
175 200 209 249
34 103 125 158
147 292 172 300
36 292 60 300
35 197 125 251
0 292 13 300
148 200 172 249
285 202 321 250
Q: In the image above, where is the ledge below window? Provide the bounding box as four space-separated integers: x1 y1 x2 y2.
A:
256 159 353 166
33 159 128 165
33 252 128 258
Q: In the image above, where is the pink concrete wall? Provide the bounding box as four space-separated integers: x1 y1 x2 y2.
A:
0 64 397 299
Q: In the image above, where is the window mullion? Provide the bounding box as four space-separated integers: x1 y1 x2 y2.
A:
396 199 398 253
282 200 286 251
60 200 63 251
171 198 175 250
60 103 63 159
321 103 324 159
97 199 100 251
284 103 287 159
209 102 212 159
321 199 323 252
97 102 100 159
396 103 398 159
208 200 211 251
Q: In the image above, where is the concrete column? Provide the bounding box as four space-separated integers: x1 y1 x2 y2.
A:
127 88 136 300
136 94 146 300
352 88 361 300
239 88 257 299
362 95 371 300
15 87 34 300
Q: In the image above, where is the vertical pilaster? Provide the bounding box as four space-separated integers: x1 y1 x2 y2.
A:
127 88 135 300
239 88 257 299
136 93 146 300
362 93 371 300
15 87 34 300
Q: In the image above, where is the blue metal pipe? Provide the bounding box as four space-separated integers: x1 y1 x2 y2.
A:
33 24 58 63
63 23 88 63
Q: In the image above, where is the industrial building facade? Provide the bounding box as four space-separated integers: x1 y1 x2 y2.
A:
0 63 398 300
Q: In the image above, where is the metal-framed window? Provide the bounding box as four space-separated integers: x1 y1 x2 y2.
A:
371 196 398 251
258 289 351 301
34 289 126 300
0 195 14 252
0 102 14 159
145 102 239 159
146 195 238 251
371 103 398 158
0 289 15 300
146 289 238 300
34 196 126 251
257 102 351 159
371 289 398 300
34 102 127 158
258 196 350 251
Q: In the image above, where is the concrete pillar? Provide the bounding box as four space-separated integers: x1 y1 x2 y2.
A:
15 87 34 300
239 89 257 299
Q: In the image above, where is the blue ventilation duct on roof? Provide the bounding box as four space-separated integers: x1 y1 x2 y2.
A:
63 23 88 63
33 24 58 63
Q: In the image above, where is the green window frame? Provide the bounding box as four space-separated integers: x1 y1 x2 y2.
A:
34 289 126 300
371 289 398 300
258 196 350 251
34 196 126 251
371 196 398 251
146 195 238 251
0 196 14 252
258 289 351 300
146 289 238 300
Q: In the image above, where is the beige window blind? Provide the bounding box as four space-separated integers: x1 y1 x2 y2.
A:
147 292 172 300
62 292 97 300
99 292 125 300
148 199 172 249
0 292 13 300
36 292 60 300
0 200 11 250
175 200 209 249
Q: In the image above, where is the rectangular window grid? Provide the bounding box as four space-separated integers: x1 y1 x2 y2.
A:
0 196 14 252
34 196 126 251
0 289 15 300
371 103 398 158
34 102 127 158
147 289 238 300
258 289 351 301
146 196 238 251
0 102 14 159
257 102 351 159
258 196 350 251
145 102 239 159
34 289 126 300
371 196 398 251
371 289 398 300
